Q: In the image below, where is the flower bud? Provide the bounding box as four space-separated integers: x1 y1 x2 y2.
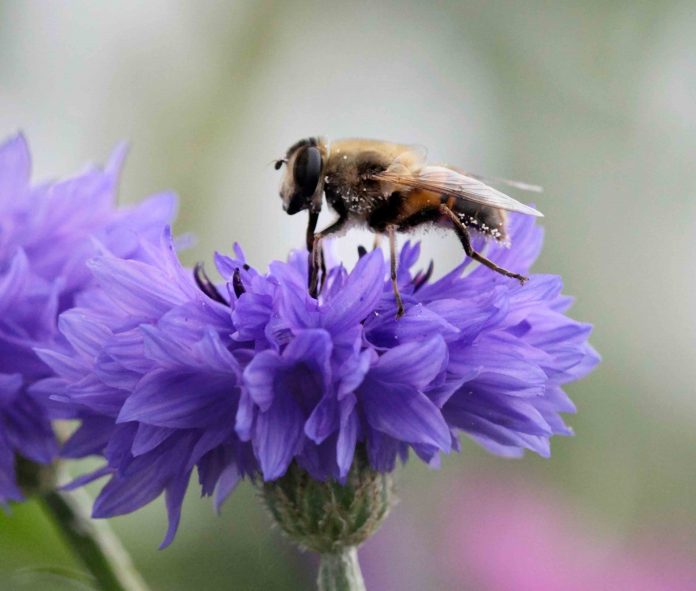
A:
260 451 393 554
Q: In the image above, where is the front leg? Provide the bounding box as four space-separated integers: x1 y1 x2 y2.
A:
305 211 322 293
308 213 349 298
305 211 319 252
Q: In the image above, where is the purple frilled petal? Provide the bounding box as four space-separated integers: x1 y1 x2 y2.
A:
361 382 451 451
0 134 30 206
0 134 176 503
91 434 193 523
358 337 451 453
0 372 57 501
305 394 339 444
161 471 191 549
35 186 598 544
253 386 305 480
33 229 254 545
320 250 385 332
369 336 448 390
118 369 238 428
336 395 360 476
243 329 333 479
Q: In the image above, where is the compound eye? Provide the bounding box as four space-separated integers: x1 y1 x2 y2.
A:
293 146 322 198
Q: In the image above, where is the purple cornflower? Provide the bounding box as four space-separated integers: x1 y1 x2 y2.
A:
0 133 176 503
37 206 598 546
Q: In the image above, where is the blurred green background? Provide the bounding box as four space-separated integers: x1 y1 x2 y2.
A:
1 1 695 589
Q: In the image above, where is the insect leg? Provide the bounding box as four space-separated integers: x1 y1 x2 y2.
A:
309 213 348 298
306 211 321 293
319 247 328 291
306 211 319 252
387 224 405 318
310 237 328 294
439 204 528 284
309 236 323 297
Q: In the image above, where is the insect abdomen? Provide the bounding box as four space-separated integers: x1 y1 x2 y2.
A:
394 190 507 242
451 198 507 242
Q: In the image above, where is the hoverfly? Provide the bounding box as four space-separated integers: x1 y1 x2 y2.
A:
276 137 542 317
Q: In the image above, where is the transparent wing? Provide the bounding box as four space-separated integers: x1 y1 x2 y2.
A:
466 172 543 193
370 165 544 217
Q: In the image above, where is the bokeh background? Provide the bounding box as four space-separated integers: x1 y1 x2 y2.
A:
1 1 695 589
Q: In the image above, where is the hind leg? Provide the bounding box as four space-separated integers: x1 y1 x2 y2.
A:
439 204 527 284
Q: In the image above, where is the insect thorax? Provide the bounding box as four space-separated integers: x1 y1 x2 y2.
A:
324 177 386 217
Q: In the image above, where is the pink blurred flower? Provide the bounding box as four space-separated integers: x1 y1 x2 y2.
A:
443 479 696 591
361 476 696 591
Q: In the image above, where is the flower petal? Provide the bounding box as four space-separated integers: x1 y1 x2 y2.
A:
254 394 304 480
361 380 451 451
322 249 385 331
214 463 241 514
243 351 284 412
305 394 339 444
119 370 237 428
370 336 447 390
336 395 358 477
0 133 30 205
160 471 192 549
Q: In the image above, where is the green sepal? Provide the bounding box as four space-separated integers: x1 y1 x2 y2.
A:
260 450 394 554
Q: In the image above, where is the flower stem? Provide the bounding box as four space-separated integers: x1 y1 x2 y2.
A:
38 487 151 591
317 547 366 591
